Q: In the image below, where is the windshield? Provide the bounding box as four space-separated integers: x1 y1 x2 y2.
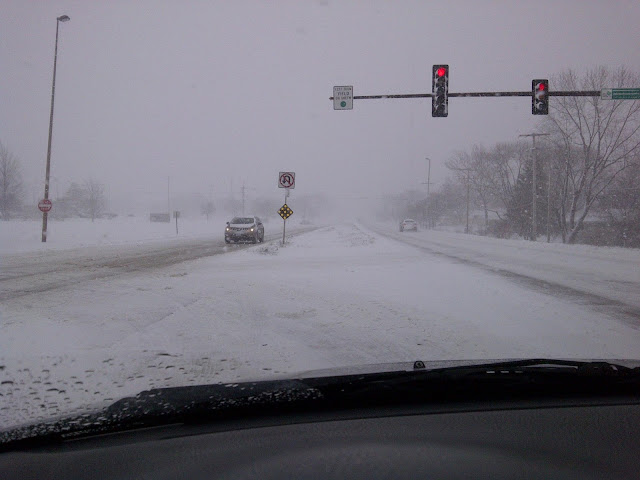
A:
1 1 640 436
230 217 255 224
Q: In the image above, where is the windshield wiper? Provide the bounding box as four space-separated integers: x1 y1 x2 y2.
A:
304 359 640 401
415 358 637 376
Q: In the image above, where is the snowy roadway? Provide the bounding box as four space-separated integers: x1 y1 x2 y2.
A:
2 223 640 430
366 223 640 326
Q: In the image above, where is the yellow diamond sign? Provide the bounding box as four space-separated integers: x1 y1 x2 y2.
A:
278 204 293 220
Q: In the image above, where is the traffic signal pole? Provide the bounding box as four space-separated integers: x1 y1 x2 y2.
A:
330 90 601 101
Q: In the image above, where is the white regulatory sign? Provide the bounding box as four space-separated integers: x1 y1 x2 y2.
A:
333 86 353 110
601 89 613 100
278 171 295 189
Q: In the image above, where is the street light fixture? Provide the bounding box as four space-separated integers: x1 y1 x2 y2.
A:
41 14 70 242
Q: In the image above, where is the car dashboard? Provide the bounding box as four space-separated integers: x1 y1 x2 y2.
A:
2 397 638 479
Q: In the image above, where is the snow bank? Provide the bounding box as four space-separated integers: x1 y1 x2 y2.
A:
0 215 300 255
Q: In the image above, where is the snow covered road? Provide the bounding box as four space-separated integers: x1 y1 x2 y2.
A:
2 223 640 430
366 223 640 327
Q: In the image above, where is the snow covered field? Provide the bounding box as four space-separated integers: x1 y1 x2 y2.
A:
2 222 640 430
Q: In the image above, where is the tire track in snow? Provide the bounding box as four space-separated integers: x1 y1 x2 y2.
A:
0 228 319 302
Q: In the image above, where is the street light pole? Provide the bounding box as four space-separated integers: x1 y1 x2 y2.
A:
41 14 70 242
421 157 432 229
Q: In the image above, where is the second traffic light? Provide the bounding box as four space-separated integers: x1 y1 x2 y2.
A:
532 79 549 115
432 65 449 117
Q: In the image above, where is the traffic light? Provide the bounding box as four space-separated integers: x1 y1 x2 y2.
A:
532 79 549 115
432 65 449 117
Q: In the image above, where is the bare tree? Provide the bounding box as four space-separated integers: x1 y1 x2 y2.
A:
446 145 514 230
483 142 530 219
595 155 640 247
432 178 468 226
84 179 106 222
0 141 24 219
543 67 640 243
60 182 89 218
505 149 550 240
446 141 560 239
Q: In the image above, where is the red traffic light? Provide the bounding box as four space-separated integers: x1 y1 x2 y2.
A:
532 79 549 115
432 65 449 117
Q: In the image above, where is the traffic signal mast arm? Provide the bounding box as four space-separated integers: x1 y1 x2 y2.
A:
328 90 601 100
331 66 608 117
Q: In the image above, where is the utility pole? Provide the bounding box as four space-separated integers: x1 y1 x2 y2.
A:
230 178 235 215
465 168 470 234
241 182 246 216
448 166 472 234
547 168 552 243
240 182 257 216
167 176 170 216
519 133 550 241
421 157 433 229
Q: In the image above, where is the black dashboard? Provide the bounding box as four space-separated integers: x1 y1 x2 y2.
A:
2 399 638 479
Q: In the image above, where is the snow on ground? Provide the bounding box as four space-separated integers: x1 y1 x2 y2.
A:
370 222 640 311
2 223 640 430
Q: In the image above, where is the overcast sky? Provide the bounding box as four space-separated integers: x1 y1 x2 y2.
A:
2 0 640 212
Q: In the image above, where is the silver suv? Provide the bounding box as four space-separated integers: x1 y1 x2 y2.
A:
225 216 265 244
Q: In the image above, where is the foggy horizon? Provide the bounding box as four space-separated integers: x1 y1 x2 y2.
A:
3 1 640 216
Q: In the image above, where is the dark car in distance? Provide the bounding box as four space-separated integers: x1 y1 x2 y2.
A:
225 216 264 244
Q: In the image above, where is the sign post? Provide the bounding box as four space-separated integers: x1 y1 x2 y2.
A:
278 203 293 245
174 210 180 235
278 171 295 244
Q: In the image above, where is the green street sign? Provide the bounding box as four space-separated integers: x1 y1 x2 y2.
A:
601 88 640 100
